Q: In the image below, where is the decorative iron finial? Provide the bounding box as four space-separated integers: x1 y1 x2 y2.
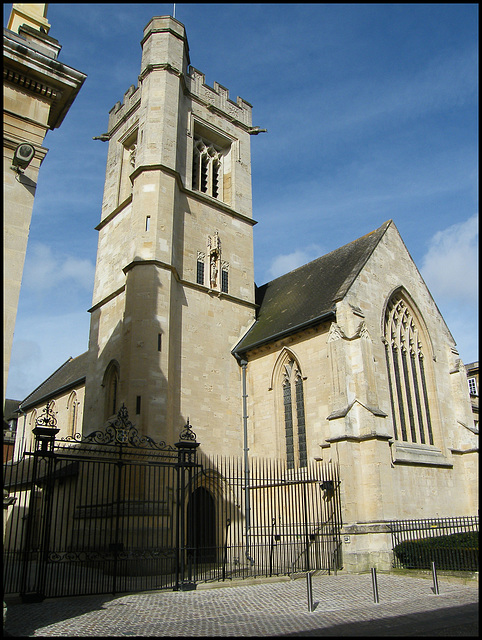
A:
35 401 58 428
179 417 197 442
83 404 175 450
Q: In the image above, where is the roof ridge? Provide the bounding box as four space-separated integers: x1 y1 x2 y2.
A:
333 219 392 301
20 356 75 406
236 220 394 354
262 220 392 288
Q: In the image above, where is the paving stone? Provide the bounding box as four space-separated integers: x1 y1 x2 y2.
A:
4 574 478 637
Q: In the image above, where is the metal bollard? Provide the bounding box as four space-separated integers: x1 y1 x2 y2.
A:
306 571 314 612
431 561 439 595
371 567 379 603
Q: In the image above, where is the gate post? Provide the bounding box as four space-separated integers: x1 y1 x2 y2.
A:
175 419 200 591
20 402 59 602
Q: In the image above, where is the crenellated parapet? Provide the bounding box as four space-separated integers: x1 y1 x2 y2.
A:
107 83 140 133
185 66 252 127
107 65 252 135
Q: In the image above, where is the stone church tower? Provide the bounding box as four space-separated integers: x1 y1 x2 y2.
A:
83 17 257 448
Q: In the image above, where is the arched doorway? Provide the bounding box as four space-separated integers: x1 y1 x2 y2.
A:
187 487 216 563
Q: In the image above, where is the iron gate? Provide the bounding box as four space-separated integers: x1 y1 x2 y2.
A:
4 404 342 599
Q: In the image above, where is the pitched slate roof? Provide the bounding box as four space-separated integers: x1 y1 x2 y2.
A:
4 398 21 420
20 351 89 411
234 220 392 354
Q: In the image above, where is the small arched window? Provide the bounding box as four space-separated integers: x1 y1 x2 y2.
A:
384 291 434 445
281 358 307 469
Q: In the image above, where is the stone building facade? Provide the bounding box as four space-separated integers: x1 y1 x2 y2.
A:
82 16 256 451
465 362 479 430
78 15 477 571
234 221 478 570
3 3 86 399
8 15 477 573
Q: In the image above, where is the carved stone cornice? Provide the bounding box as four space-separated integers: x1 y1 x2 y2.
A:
3 66 59 99
3 30 86 130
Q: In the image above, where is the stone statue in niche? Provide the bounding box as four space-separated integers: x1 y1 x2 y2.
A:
210 253 218 288
208 231 221 288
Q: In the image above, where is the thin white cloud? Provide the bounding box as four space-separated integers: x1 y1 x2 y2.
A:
268 245 324 280
6 311 90 401
22 243 95 293
421 214 478 305
436 302 478 365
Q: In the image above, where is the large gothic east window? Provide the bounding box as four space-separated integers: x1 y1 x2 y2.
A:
384 292 434 445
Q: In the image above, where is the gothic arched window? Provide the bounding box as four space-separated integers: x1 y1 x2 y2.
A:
192 138 222 199
384 292 434 445
281 358 307 469
28 409 37 451
67 391 78 436
103 361 120 421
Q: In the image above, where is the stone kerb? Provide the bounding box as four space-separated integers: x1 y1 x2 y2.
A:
186 66 252 127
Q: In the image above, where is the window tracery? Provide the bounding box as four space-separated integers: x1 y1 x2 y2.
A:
221 261 229 293
281 358 307 469
384 293 434 445
192 137 222 199
196 252 205 285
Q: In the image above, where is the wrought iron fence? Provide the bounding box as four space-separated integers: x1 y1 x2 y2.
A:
388 516 479 572
3 405 342 599
191 454 343 583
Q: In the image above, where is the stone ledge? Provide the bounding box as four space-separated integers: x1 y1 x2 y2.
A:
341 522 391 535
391 441 453 467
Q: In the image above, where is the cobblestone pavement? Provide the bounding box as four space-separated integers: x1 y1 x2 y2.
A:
4 573 478 637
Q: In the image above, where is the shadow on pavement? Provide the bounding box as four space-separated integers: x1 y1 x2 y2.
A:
282 602 479 637
4 594 116 637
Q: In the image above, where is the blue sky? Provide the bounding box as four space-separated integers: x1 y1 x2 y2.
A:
5 3 478 401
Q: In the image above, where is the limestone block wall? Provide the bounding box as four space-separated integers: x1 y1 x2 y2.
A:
178 287 254 453
84 16 256 443
242 221 477 572
246 325 333 462
3 86 49 396
3 23 85 396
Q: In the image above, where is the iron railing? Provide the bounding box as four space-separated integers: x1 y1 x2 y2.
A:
3 406 342 599
192 454 343 583
388 516 479 572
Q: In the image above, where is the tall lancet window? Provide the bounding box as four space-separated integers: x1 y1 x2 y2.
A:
384 292 434 445
67 391 78 436
103 361 120 421
282 359 307 469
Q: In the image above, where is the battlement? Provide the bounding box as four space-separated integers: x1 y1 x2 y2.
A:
108 83 140 133
186 66 252 127
107 65 253 134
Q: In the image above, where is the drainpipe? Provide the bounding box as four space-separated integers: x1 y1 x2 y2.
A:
236 355 254 565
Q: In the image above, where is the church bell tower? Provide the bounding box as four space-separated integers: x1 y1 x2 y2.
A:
83 17 257 448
